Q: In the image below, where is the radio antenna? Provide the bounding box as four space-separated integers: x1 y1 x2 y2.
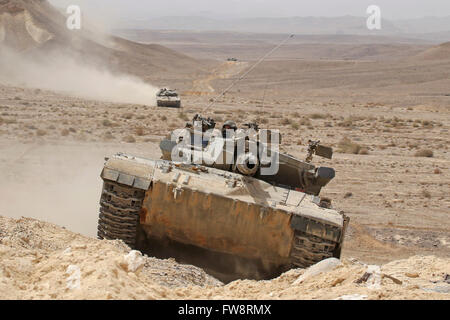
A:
201 34 294 114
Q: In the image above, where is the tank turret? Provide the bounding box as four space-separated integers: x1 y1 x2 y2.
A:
160 115 335 196
156 88 181 108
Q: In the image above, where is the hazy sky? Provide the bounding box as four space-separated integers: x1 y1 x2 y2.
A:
51 0 450 20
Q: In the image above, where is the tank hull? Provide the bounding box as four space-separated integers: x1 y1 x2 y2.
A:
98 154 349 280
157 98 181 108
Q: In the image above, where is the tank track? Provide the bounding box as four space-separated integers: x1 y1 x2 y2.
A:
97 181 146 248
290 231 337 268
157 100 181 108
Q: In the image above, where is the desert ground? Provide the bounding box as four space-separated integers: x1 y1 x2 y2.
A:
1 51 449 263
0 0 449 299
1 216 449 300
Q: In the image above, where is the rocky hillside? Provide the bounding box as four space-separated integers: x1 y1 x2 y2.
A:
0 0 206 84
415 42 450 61
0 216 449 300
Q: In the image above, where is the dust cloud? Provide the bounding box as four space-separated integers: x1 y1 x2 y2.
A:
0 45 160 236
0 143 107 237
0 47 158 105
0 140 161 238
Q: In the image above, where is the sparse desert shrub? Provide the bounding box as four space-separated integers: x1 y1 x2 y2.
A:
36 129 47 136
270 113 282 119
414 149 434 158
213 110 232 115
421 190 431 198
358 148 369 155
309 113 329 120
25 124 37 130
160 115 167 121
123 135 136 143
103 131 114 140
391 121 404 128
135 127 146 136
337 137 362 154
259 117 269 124
290 123 300 130
337 120 353 127
2 117 17 124
69 127 77 133
421 120 432 127
122 112 133 120
178 112 189 121
299 118 311 126
434 168 442 174
61 129 69 136
102 119 113 127
280 118 291 126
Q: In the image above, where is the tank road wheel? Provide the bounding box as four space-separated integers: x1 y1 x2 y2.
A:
290 231 337 268
97 181 146 248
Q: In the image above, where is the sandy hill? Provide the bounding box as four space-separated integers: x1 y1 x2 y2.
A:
0 215 449 300
118 15 450 42
415 42 450 61
0 0 64 50
121 15 401 36
0 0 206 83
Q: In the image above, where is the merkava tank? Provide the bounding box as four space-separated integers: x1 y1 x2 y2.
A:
97 114 349 280
156 88 181 108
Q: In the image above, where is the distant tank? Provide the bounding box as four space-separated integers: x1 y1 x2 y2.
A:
97 115 349 281
227 58 238 62
156 88 181 108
